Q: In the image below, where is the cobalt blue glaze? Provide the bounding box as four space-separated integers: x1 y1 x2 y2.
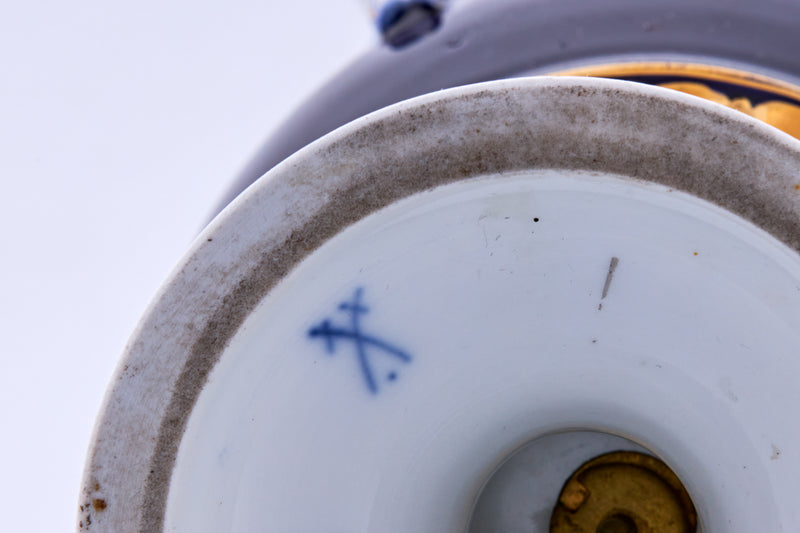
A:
309 288 412 394
377 1 442 48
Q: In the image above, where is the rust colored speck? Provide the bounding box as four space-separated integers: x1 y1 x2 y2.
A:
92 499 107 511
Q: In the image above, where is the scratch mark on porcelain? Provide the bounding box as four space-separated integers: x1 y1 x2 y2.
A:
719 377 739 403
599 257 620 310
771 444 782 460
309 287 411 394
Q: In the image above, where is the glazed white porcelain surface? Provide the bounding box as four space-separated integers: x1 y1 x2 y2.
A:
166 170 800 532
80 77 800 532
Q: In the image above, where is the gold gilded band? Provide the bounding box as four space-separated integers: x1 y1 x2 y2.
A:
548 62 800 140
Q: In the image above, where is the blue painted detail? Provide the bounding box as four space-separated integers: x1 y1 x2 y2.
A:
309 288 411 394
377 1 442 49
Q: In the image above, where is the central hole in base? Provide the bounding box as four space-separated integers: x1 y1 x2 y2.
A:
468 432 698 533
596 514 637 533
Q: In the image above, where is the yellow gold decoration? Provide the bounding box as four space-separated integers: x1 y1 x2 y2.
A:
549 451 697 533
550 62 800 140
659 82 800 139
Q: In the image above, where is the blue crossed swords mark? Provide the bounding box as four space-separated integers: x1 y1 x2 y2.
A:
308 287 411 394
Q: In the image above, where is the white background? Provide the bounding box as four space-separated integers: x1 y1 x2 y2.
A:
0 2 372 530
